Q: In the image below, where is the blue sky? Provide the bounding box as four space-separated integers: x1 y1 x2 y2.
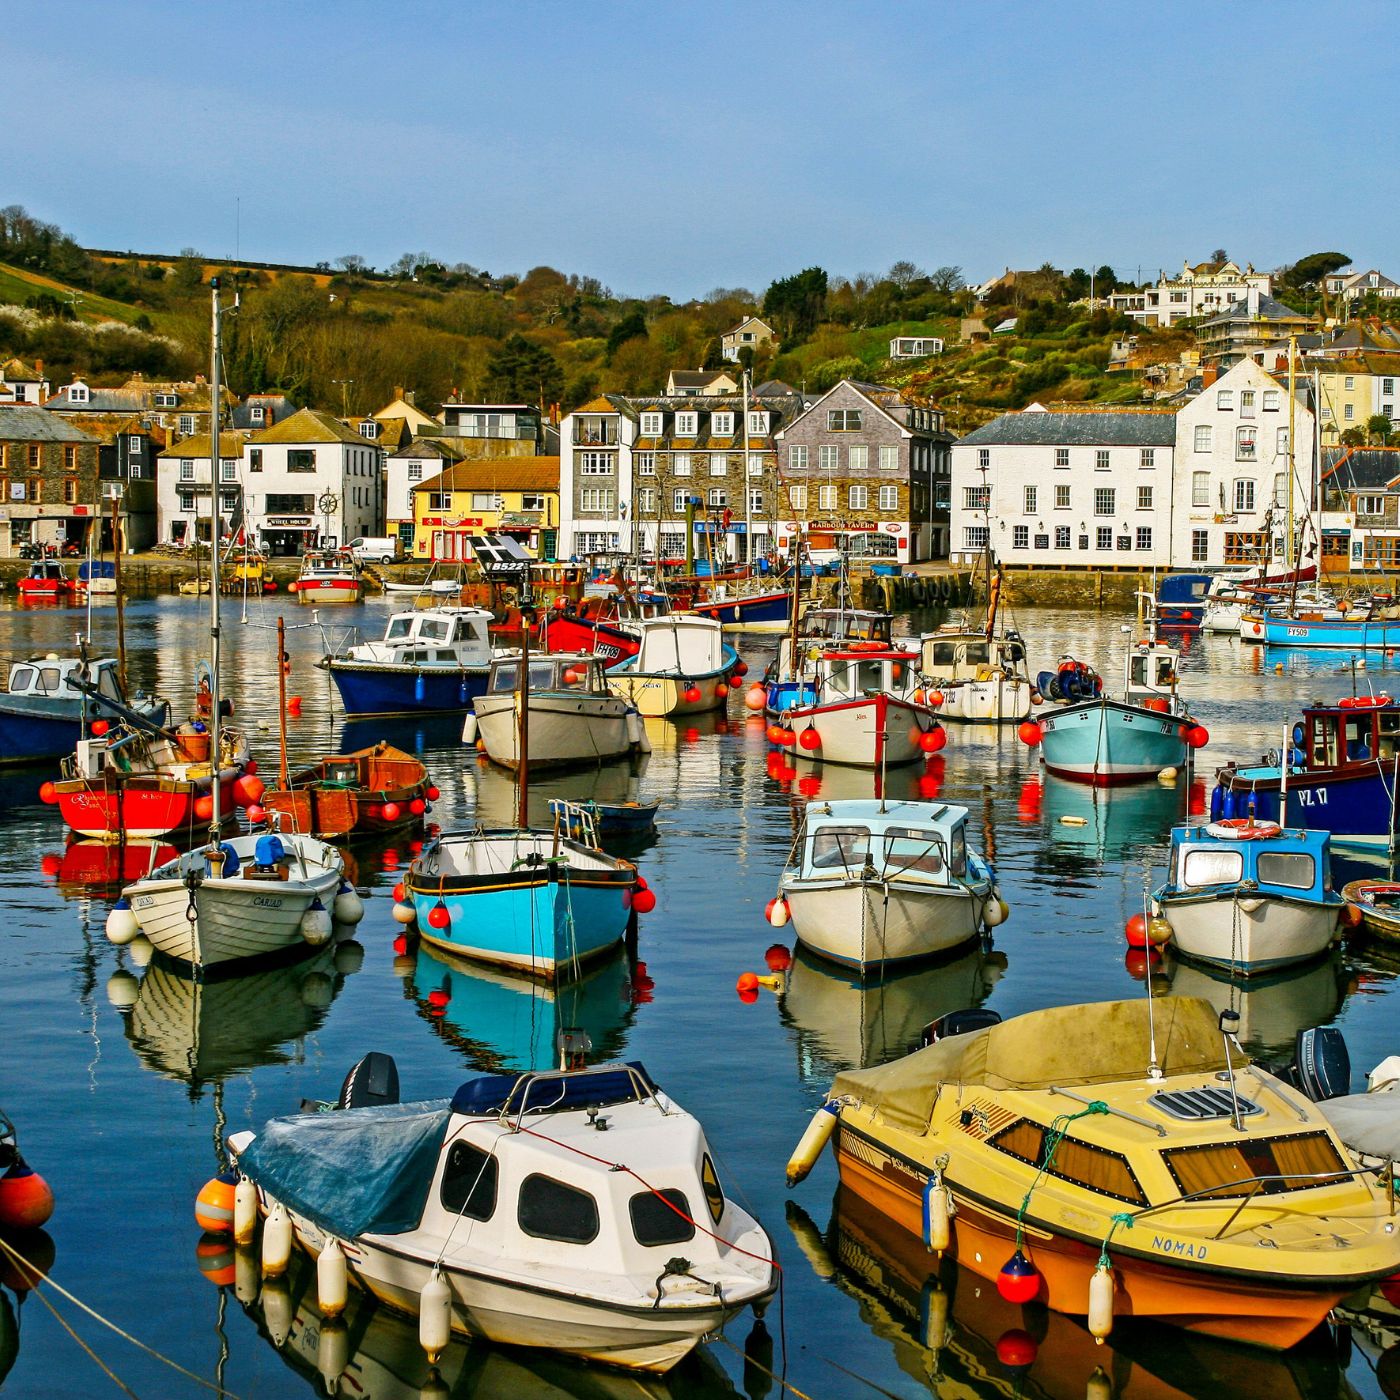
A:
9 0 1397 299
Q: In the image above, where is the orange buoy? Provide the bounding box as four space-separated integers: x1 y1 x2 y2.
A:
0 1158 54 1231
631 887 657 914
920 728 946 754
736 971 760 994
38 781 57 804
745 684 767 711
194 1172 238 1234
1017 721 1042 747
1124 914 1149 949
194 795 215 821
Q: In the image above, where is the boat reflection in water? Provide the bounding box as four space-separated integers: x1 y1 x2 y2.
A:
779 943 1006 1084
43 837 180 891
114 941 362 1096
1157 949 1350 1060
1039 773 1185 867
405 941 641 1073
791 1185 1356 1400
235 1246 740 1400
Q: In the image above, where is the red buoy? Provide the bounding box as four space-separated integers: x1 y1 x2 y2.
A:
393 882 406 902
90 719 110 738
765 943 793 972
38 781 57 804
426 784 441 801
995 1328 1039 1370
798 727 821 751
996 1250 1041 1304
777 728 796 747
0 1158 54 1231
920 728 946 754
1124 913 1149 948
632 887 657 914
194 795 214 821
381 801 402 823
427 901 451 930
409 797 426 816
927 690 944 707
245 803 267 826
1018 721 1042 747
683 685 702 704
736 971 759 994
1187 725 1210 749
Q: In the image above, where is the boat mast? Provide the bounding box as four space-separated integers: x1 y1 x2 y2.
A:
516 571 532 830
1286 335 1296 573
208 279 224 841
741 369 751 571
276 615 290 791
112 491 127 696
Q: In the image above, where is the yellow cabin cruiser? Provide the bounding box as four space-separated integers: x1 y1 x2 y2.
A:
787 997 1400 1349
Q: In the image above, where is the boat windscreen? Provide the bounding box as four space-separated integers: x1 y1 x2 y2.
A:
1256 851 1315 890
1180 848 1243 888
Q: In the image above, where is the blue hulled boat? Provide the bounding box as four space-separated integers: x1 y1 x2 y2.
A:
318 606 494 715
1154 572 1212 630
1211 694 1400 848
0 656 168 766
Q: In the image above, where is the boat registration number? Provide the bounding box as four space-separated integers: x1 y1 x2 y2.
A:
1285 627 1310 638
1153 1233 1207 1260
1296 788 1328 807
132 895 156 910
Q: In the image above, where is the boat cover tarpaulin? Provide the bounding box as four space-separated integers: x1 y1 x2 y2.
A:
832 998 1227 1135
1318 1093 1400 1160
239 1100 451 1238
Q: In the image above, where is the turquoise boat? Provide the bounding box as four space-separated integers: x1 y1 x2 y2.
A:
404 826 638 979
1262 613 1400 649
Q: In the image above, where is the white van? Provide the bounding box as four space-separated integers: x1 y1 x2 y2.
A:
348 536 401 565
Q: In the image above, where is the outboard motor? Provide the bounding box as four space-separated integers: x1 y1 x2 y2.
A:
338 1052 401 1109
1278 1026 1351 1102
921 1007 1002 1048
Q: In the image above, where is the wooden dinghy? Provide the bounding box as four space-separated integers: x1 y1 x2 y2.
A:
263 743 435 839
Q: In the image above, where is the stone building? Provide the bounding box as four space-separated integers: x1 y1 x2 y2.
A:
0 405 102 556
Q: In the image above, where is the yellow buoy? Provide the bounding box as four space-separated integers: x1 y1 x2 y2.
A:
261 1201 292 1277
786 1101 839 1186
1059 814 1088 827
419 1267 452 1364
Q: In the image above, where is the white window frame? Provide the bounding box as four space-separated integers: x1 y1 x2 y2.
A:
675 412 698 436
878 484 898 511
849 484 868 510
789 445 809 471
879 445 899 470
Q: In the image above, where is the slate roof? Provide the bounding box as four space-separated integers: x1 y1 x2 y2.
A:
1199 294 1311 327
957 409 1178 448
44 384 145 413
0 358 45 383
388 437 468 460
248 407 366 447
414 458 560 494
231 395 297 430
1321 447 1400 492
0 405 97 443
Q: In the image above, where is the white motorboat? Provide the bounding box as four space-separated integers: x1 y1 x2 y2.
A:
117 829 346 973
917 625 1032 723
776 798 1004 971
468 653 648 771
604 616 741 717
229 1056 777 1374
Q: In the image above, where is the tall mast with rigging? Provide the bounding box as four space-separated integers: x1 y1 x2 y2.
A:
208 279 224 842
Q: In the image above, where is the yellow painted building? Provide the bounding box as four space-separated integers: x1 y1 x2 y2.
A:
1314 357 1400 444
412 457 560 560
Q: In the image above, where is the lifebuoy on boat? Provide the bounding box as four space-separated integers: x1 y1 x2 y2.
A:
1338 694 1391 708
1205 819 1282 840
846 640 886 652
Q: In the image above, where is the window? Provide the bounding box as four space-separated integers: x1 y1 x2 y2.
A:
707 488 727 509
471 492 496 511
710 412 733 436
439 1140 497 1220
1096 526 1113 549
964 485 991 511
818 484 836 512
1233 479 1255 512
1054 484 1071 509
1136 526 1152 551
1272 473 1288 507
630 487 652 514
518 1173 599 1243
179 414 196 436
1357 495 1386 516
358 420 378 439
629 1189 695 1247
1095 450 1110 471
709 454 728 477
1194 425 1212 452
788 484 807 512
1235 426 1257 460
1055 448 1070 468
1345 404 1355 422
819 445 840 472
1055 525 1071 548
659 530 684 556
407 462 422 482
1191 529 1209 562
578 452 613 476
1190 471 1209 508
990 1120 1145 1205
673 489 690 512
62 444 78 470
1094 487 1115 516
789 445 809 471
179 490 195 511
1387 379 1396 397
1263 389 1280 412
1217 389 1233 410
640 412 663 436
978 449 990 468
879 446 898 470
180 460 195 481
1012 524 1029 549
848 445 869 472
62 477 77 504
287 449 315 472
1137 485 1153 510
1023 485 1037 514
878 484 898 512
249 448 262 473
266 494 313 513
26 444 39 469
220 491 238 512
1257 851 1315 889
747 452 764 477
1345 376 1355 391
748 411 769 434
155 392 177 408
675 412 698 436
579 488 614 513
849 484 868 510
1240 389 1256 418
748 488 763 512
673 453 691 476
1161 1132 1347 1201
828 409 863 431
964 525 989 550
220 460 236 482
636 452 656 476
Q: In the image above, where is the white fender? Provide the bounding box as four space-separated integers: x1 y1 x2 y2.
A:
105 899 140 946
233 1176 258 1245
460 714 478 746
419 1267 452 1364
261 1201 292 1277
332 885 364 926
317 1239 348 1318
317 1319 348 1395
1087 1262 1114 1342
261 1276 292 1347
301 900 334 946
234 1245 259 1305
922 1179 950 1253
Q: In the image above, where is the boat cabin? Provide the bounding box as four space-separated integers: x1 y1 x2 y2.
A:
919 627 1028 683
297 549 358 579
815 647 919 702
625 616 725 676
1298 700 1400 771
1124 641 1180 705
1167 824 1330 901
351 608 494 668
1156 573 1211 606
6 655 122 703
487 652 607 695
798 799 969 886
779 610 894 675
21 561 72 587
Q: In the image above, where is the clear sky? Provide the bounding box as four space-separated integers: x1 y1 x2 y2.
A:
8 0 1397 300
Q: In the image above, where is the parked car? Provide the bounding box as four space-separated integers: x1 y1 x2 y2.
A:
347 536 401 565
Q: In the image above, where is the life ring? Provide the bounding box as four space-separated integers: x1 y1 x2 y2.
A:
1205 819 1282 840
847 640 886 652
1338 694 1391 708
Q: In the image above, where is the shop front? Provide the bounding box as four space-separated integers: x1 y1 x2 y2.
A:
259 515 318 557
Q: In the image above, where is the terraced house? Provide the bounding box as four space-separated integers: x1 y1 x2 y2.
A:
0 405 101 557
557 384 809 564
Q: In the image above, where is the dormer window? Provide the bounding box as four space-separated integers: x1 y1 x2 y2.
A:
69 384 89 404
676 412 698 437
250 405 266 424
749 410 770 434
710 412 734 436
155 392 179 408
640 412 663 436
359 421 379 439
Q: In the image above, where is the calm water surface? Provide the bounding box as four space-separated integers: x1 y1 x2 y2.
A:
1 593 1398 1399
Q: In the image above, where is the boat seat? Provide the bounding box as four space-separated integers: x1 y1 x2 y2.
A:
242 862 291 882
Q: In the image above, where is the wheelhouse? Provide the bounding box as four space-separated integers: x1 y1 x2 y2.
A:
487 653 605 695
798 799 969 887
6 656 121 702
1167 825 1330 901
816 648 918 699
1299 702 1400 771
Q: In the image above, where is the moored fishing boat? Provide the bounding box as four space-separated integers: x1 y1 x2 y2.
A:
775 799 1004 971
918 626 1032 723
227 1056 777 1373
289 549 363 605
1154 572 1212 630
604 616 742 717
263 742 434 839
15 560 76 599
319 606 495 716
1153 821 1344 974
1261 609 1400 649
787 996 1400 1349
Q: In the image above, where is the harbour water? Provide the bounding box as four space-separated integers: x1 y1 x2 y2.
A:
2 593 1398 1398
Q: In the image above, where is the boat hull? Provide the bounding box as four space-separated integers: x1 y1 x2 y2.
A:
473 693 644 770
1263 616 1400 649
688 589 791 632
539 615 640 664
293 580 362 605
1213 765 1396 849
784 694 937 769
783 878 986 970
0 696 165 766
1158 891 1342 974
324 662 490 716
835 1121 1351 1349
1039 700 1188 785
934 677 1033 724
54 772 239 839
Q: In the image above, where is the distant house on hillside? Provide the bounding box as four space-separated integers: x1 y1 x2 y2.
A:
664 369 738 397
0 358 49 405
889 336 944 360
1196 290 1319 369
1324 269 1400 302
720 316 776 362
1109 259 1273 328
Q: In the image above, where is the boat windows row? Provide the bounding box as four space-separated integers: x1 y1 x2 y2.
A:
807 823 967 881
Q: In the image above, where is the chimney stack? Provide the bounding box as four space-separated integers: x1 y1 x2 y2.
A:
34 359 43 376
1246 286 1261 317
